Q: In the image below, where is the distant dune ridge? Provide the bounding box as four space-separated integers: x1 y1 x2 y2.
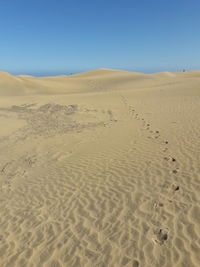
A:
0 68 200 266
0 68 200 95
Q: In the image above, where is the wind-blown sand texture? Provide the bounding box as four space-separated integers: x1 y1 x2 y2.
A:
0 69 200 267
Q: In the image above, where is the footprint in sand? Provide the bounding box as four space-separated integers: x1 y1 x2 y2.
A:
171 158 176 162
171 169 179 174
121 257 139 266
154 202 164 209
172 185 180 191
169 157 176 162
164 157 176 162
153 228 169 245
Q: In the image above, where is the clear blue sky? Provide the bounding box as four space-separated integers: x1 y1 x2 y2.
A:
0 0 200 75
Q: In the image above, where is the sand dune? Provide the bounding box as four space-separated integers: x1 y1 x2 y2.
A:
1 69 200 96
0 69 200 266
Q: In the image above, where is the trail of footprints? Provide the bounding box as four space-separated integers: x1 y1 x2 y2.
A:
120 95 182 246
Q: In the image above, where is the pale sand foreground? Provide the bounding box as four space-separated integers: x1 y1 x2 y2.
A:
0 69 200 267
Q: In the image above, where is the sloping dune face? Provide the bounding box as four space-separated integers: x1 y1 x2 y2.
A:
0 69 200 266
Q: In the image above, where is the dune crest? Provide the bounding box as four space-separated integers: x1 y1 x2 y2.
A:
1 68 200 96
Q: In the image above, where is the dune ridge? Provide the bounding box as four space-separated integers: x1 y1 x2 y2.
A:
1 69 200 96
0 69 200 266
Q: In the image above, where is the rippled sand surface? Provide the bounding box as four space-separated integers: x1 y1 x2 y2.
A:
0 69 200 266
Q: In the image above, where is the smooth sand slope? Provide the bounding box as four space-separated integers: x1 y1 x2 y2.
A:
0 69 200 266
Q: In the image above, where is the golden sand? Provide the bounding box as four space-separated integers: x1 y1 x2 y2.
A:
0 69 200 266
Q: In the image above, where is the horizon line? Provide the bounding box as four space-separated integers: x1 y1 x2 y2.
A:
0 67 199 78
